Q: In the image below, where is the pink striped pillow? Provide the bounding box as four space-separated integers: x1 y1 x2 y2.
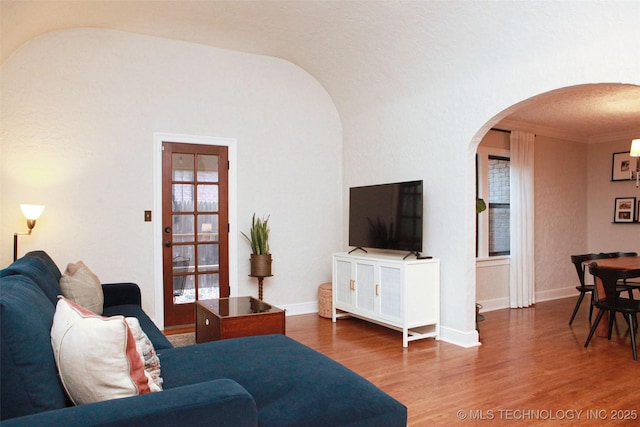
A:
50 297 156 405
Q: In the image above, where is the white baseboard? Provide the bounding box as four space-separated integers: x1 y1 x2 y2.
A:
478 286 577 313
476 297 510 313
439 325 481 348
535 286 576 302
280 301 318 316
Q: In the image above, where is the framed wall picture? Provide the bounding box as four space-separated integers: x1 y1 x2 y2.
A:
611 151 638 181
613 197 636 223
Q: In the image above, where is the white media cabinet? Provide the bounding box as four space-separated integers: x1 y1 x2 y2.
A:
332 252 440 347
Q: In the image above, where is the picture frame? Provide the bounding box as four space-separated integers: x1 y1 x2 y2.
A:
611 151 638 181
613 197 636 223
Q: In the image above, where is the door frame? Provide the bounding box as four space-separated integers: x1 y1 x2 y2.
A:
153 132 238 329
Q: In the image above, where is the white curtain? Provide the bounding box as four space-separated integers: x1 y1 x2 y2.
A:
509 131 535 308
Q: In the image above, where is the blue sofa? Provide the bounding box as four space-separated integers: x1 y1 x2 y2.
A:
0 251 407 426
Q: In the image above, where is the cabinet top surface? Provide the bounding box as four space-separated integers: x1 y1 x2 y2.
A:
333 251 439 263
198 296 283 318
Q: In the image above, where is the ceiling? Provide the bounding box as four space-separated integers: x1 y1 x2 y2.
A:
2 0 639 142
500 84 640 142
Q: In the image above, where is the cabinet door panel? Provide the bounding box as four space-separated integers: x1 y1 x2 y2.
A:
355 262 375 312
379 265 402 320
335 260 353 306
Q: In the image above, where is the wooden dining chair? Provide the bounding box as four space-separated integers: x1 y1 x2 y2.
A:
584 263 640 360
569 253 612 325
608 252 640 286
607 252 638 258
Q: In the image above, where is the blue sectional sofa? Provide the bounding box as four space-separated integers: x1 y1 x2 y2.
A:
0 251 407 426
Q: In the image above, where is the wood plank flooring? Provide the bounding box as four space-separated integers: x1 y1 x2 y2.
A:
285 297 640 426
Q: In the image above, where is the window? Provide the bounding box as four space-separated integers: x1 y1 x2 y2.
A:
487 155 510 256
476 146 510 258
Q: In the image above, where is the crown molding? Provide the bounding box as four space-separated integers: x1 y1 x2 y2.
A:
496 119 640 145
496 119 588 143
587 129 640 144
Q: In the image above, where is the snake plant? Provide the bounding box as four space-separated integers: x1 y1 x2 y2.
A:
241 213 270 255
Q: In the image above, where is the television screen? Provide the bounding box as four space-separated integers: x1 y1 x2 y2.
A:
348 180 423 253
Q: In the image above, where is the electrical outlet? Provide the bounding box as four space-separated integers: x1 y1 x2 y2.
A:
144 210 152 222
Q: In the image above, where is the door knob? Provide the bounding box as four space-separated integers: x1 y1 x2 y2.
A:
164 240 172 247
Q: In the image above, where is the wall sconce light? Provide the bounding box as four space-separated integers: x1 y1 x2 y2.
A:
13 204 45 261
631 139 640 188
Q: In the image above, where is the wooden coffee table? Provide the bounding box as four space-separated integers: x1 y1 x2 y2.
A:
196 296 285 343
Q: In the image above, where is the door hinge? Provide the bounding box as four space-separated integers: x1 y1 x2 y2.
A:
228 160 230 170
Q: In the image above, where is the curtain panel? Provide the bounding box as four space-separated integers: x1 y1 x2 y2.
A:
509 131 535 308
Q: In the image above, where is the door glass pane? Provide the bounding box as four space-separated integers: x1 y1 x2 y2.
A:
198 273 220 300
172 184 194 211
198 214 218 242
198 244 219 273
172 154 194 181
197 155 219 182
172 257 189 297
172 245 194 268
172 246 195 304
197 184 218 211
174 275 195 304
172 215 194 243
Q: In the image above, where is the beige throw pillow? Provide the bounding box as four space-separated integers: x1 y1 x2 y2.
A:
59 261 104 314
50 297 159 405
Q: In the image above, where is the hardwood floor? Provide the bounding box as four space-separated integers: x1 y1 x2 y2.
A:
285 297 640 426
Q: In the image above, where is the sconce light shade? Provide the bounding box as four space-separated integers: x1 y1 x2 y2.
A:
20 204 45 230
20 204 45 220
631 139 640 157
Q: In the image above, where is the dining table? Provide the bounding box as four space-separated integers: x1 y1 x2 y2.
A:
586 256 640 337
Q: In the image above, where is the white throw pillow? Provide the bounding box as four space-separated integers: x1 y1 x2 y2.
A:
50 297 159 405
59 261 104 314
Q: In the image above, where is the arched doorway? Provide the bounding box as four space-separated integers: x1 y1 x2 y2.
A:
473 83 640 318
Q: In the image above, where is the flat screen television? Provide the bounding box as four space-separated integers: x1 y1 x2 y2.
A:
348 180 423 254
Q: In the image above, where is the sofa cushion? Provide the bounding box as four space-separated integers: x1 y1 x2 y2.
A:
158 334 407 427
101 282 142 307
50 298 158 405
59 261 104 314
0 251 62 306
0 276 68 420
103 304 173 350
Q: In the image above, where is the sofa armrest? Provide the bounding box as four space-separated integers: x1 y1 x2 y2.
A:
0 379 257 427
101 282 141 308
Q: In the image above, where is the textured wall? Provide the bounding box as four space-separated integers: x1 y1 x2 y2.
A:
0 29 343 323
534 136 589 294
588 140 640 251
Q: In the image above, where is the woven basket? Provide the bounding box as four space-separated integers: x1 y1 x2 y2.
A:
318 282 333 318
